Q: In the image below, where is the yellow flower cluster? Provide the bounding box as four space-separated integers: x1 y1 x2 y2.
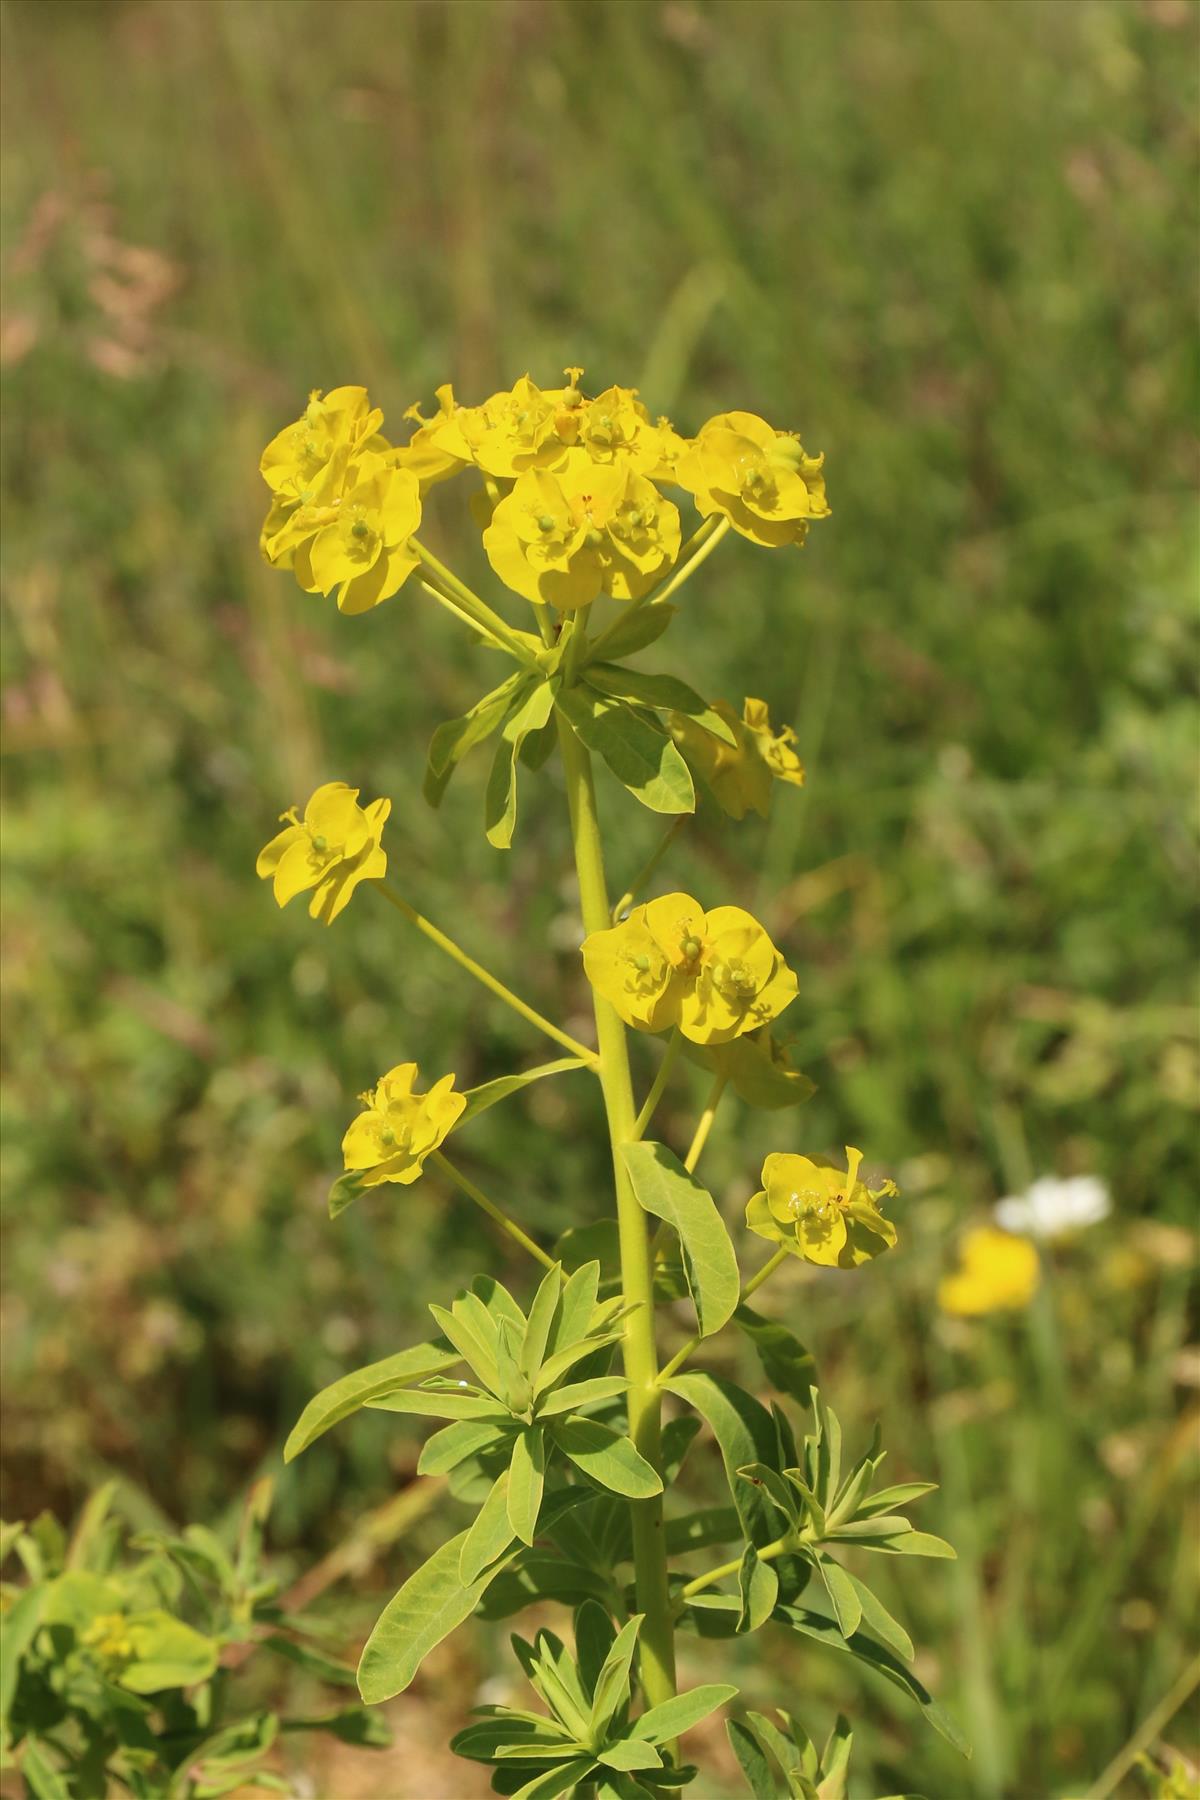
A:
259 387 422 613
341 1062 465 1188
256 781 389 924
746 1146 898 1268
669 696 805 820
937 1226 1040 1316
582 892 796 1045
675 411 829 548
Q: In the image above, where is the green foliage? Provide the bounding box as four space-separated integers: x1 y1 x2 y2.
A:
728 1707 927 1800
0 1485 387 1797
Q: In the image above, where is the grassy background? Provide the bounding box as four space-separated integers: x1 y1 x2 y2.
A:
1 1 1197 1794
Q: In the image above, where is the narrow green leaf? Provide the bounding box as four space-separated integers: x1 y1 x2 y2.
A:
664 1506 742 1554
551 1418 662 1497
424 671 531 807
522 1266 564 1382
815 1553 862 1639
535 1376 628 1418
591 1613 643 1738
507 1429 547 1546
461 1471 517 1584
471 1273 528 1335
589 602 677 660
842 1529 956 1559
727 1719 778 1800
783 1469 827 1539
428 1302 502 1395
510 1762 596 1800
417 1417 509 1476
557 686 695 815
746 1710 812 1784
856 1482 938 1517
549 1259 602 1351
359 1530 520 1702
774 1606 972 1758
458 1059 590 1130
121 1611 220 1691
735 1306 817 1408
620 1142 739 1337
328 1169 369 1219
634 1683 740 1745
0 1584 42 1723
574 1598 617 1695
842 1570 914 1663
260 1634 358 1688
284 1341 460 1462
365 1388 506 1420
479 1554 613 1619
485 679 557 849
738 1544 780 1633
586 664 737 745
17 1742 72 1800
663 1374 782 1546
737 1462 803 1531
598 1740 664 1772
534 1331 624 1397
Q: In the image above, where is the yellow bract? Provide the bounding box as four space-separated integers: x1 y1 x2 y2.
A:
482 447 681 610
745 1146 898 1269
341 1062 465 1188
258 387 422 613
938 1226 1040 1316
582 891 796 1045
255 781 389 925
669 696 805 820
675 410 829 548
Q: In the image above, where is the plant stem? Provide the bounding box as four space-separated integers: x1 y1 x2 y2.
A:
678 1527 795 1603
411 539 541 670
372 880 599 1069
684 1072 727 1174
555 710 677 1712
658 1247 790 1384
430 1151 556 1270
611 817 686 923
1085 1650 1200 1800
416 576 507 650
631 1029 683 1144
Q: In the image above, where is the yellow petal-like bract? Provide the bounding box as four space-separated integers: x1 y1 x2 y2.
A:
669 696 805 821
745 1146 898 1269
255 781 389 925
342 1063 466 1188
675 410 829 548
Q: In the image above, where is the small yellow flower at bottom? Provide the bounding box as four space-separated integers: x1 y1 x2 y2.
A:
746 1146 898 1268
937 1226 1040 1316
341 1063 466 1187
255 781 389 924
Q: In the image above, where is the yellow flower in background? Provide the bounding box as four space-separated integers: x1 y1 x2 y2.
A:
483 449 680 610
676 410 828 548
582 891 796 1044
341 1062 465 1187
293 465 422 613
746 1146 898 1269
669 696 805 821
256 781 389 924
938 1226 1040 1316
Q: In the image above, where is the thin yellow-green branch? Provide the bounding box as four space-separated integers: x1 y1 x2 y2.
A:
630 1029 683 1144
611 817 687 923
372 880 599 1070
678 1527 796 1604
411 539 541 670
430 1151 555 1271
588 514 727 661
1084 1652 1200 1800
684 1071 727 1175
658 1247 790 1384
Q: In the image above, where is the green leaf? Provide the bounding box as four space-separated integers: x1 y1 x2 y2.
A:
856 1482 938 1517
747 1709 815 1785
551 1417 662 1497
549 1258 603 1348
17 1742 72 1800
424 671 532 807
535 1376 628 1418
458 1059 590 1129
620 1141 739 1337
510 1763 596 1800
522 1266 565 1382
328 1169 369 1219
366 1388 507 1420
591 1613 643 1737
260 1634 358 1688
284 1340 461 1461
598 1740 664 1772
534 1331 624 1397
557 686 695 815
121 1611 220 1691
738 1544 780 1633
428 1301 503 1394
0 1584 42 1723
479 1554 613 1619
664 1506 742 1555
735 1305 817 1408
358 1529 520 1702
485 679 557 849
589 602 677 660
633 1683 740 1744
585 664 737 745
814 1553 862 1639
774 1606 971 1758
508 1429 547 1545
417 1417 510 1475
574 1598 617 1695
841 1571 914 1663
283 1705 393 1747
662 1373 782 1545
461 1470 517 1583
727 1719 778 1800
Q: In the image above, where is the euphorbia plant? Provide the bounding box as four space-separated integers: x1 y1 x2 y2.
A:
258 372 967 1796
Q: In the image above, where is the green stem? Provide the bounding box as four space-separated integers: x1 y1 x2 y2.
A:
411 539 540 670
650 1070 726 1264
631 1029 683 1144
416 576 509 651
555 709 677 1712
1084 1651 1200 1800
372 881 599 1069
430 1151 556 1270
611 817 686 924
678 1527 795 1603
659 1247 790 1384
588 515 728 662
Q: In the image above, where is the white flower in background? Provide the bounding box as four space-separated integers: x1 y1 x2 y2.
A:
993 1175 1111 1241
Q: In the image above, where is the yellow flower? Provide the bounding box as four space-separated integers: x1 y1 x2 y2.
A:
290 465 422 613
483 448 680 610
341 1062 466 1187
573 384 664 474
455 373 566 479
260 386 385 500
675 410 829 548
937 1226 1040 1316
582 891 796 1045
256 781 389 924
746 1147 898 1268
669 696 805 821
394 383 473 489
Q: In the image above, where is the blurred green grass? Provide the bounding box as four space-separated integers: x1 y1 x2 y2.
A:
1 1 1197 1795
